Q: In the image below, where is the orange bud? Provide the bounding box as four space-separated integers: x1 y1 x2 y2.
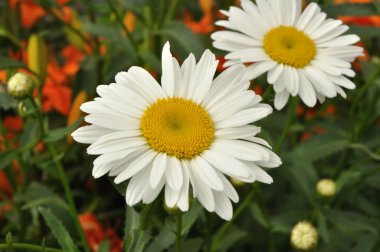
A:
67 91 88 143
123 11 136 33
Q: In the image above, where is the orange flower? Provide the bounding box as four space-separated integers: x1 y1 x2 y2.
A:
79 213 123 252
10 0 45 28
67 91 88 143
183 11 215 34
0 171 13 198
61 45 85 76
3 116 23 133
216 56 226 72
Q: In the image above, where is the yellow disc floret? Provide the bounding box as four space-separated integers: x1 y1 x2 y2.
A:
140 98 214 159
263 26 317 68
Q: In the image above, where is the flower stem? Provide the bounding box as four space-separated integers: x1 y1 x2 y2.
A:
176 213 182 252
0 242 64 252
107 0 143 65
28 98 90 252
274 97 298 151
211 189 255 251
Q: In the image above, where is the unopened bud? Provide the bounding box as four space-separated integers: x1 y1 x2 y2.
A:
7 73 34 99
316 179 336 197
290 221 318 251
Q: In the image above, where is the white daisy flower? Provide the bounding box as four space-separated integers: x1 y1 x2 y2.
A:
72 42 281 220
211 0 364 110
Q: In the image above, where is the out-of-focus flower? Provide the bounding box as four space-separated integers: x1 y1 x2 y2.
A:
79 213 122 252
123 11 136 32
0 172 13 198
7 73 34 99
72 42 281 220
316 179 337 197
212 0 363 110
27 34 48 85
183 0 215 34
9 0 45 28
291 221 319 251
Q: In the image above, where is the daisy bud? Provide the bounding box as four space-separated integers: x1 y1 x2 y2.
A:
164 203 181 215
316 179 337 197
290 221 319 252
7 73 34 100
230 177 246 187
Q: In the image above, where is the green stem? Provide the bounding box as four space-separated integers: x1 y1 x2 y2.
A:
164 0 178 25
349 63 380 119
211 189 255 251
274 97 298 151
139 200 158 230
107 0 143 65
176 213 182 252
28 98 90 252
0 243 64 252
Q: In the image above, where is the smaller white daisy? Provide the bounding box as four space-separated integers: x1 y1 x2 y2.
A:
72 42 281 220
211 0 364 110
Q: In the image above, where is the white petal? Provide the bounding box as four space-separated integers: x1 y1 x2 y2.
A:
215 126 261 140
216 105 272 129
126 167 151 206
84 114 140 131
187 165 215 212
177 162 190 211
298 71 317 107
243 61 277 80
161 42 175 97
213 191 233 221
114 150 157 184
211 139 265 161
165 156 183 190
274 91 290 110
201 150 252 181
165 185 180 208
191 156 223 191
267 64 284 84
150 153 167 188
87 136 146 155
72 125 114 144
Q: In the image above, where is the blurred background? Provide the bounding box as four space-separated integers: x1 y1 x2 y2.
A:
0 0 379 251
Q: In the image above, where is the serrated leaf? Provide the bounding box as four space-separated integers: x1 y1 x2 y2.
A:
291 134 350 162
39 207 80 252
127 230 151 252
22 197 69 212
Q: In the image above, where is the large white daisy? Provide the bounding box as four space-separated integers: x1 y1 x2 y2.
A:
211 0 364 110
72 42 281 220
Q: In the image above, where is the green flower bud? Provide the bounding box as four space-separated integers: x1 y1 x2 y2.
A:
7 73 34 99
316 179 336 197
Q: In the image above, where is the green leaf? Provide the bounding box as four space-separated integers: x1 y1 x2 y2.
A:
349 26 380 39
0 85 17 110
98 239 110 252
39 207 80 252
249 202 270 229
126 230 152 252
158 21 205 59
145 225 176 252
22 197 69 212
0 56 28 69
290 134 350 162
213 225 248 252
181 202 203 236
323 3 378 17
336 170 362 191
44 118 82 143
318 213 330 244
0 149 19 170
0 27 21 47
124 206 140 244
20 122 38 148
173 237 203 252
140 51 162 74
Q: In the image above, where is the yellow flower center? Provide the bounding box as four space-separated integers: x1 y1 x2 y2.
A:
140 98 214 159
263 26 316 68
